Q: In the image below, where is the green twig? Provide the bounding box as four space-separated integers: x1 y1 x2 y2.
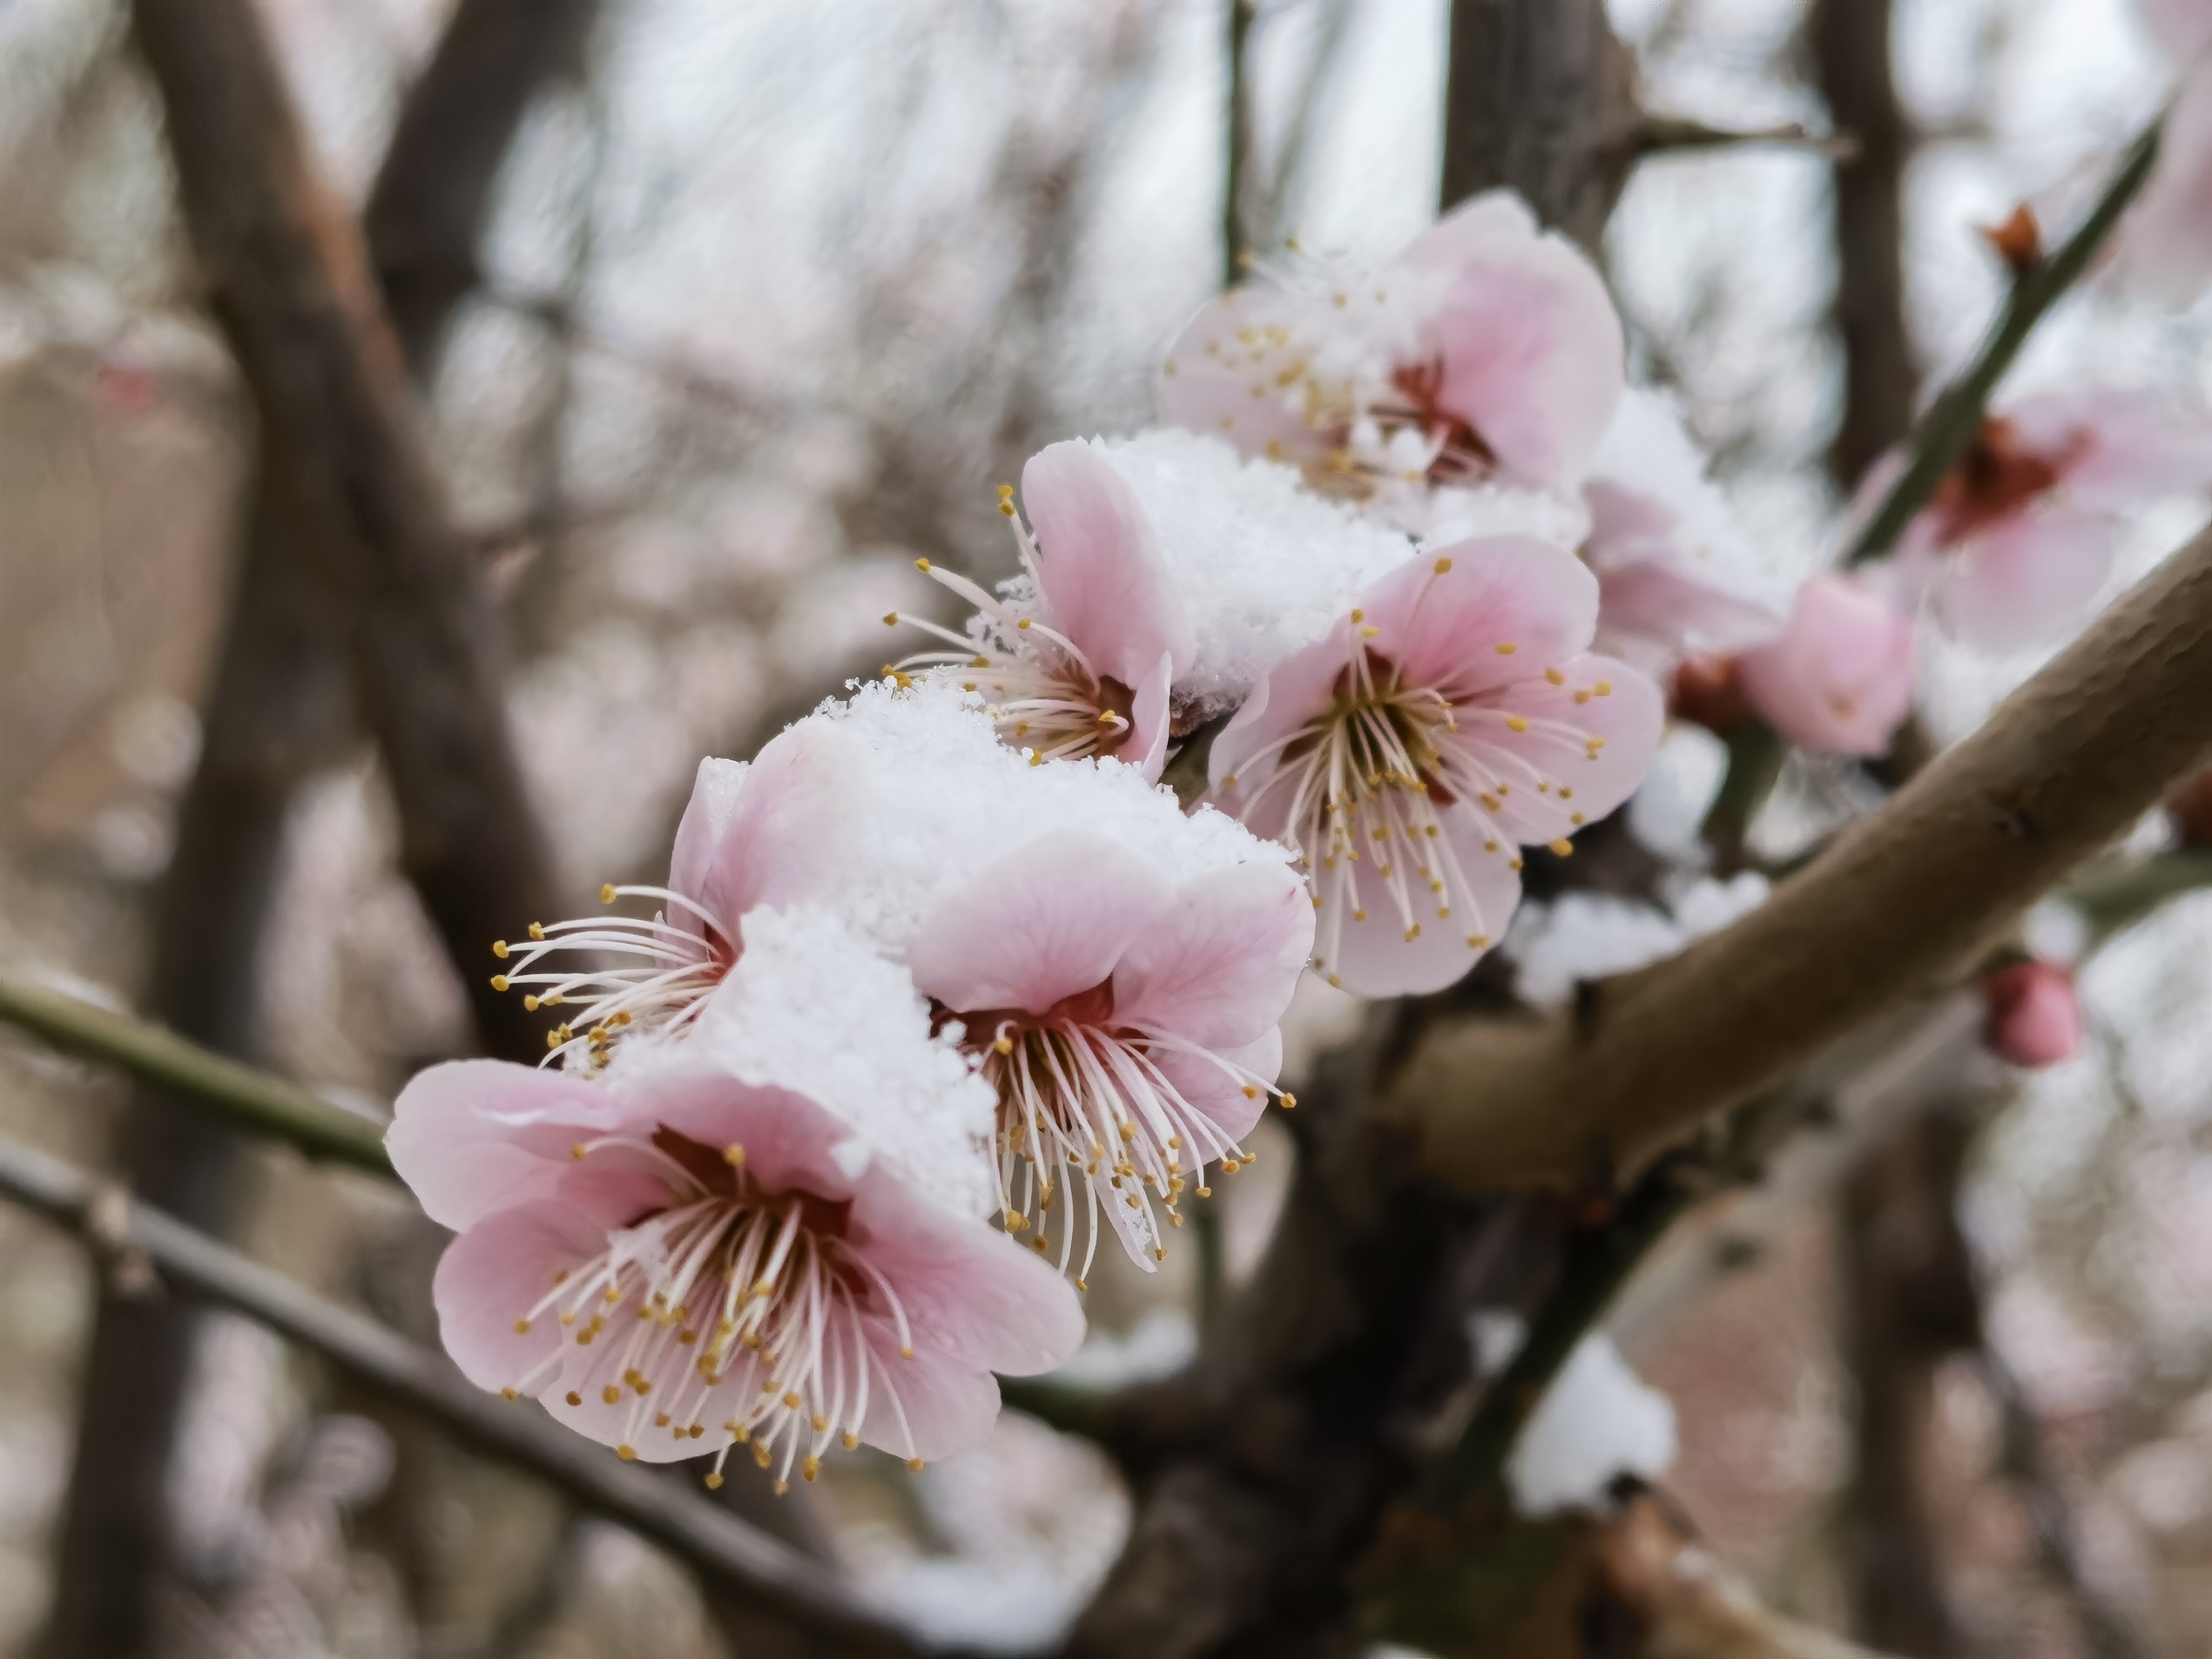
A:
1843 116 2164 566
0 1128 912 1651
1700 718 1785 874
0 971 393 1176
1432 1169 1699 1499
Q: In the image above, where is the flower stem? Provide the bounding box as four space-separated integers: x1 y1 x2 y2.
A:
1843 114 2164 566
0 970 392 1176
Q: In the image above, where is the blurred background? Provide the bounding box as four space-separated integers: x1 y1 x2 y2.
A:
2 0 2209 1655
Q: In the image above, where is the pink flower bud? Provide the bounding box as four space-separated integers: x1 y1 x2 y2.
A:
1736 574 1915 757
1981 960 2082 1069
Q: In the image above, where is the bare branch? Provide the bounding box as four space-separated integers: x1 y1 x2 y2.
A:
1390 518 2212 1192
0 971 392 1176
0 1131 920 1654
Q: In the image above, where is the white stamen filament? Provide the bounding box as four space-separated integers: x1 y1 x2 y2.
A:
489 885 734 1069
516 1132 916 1489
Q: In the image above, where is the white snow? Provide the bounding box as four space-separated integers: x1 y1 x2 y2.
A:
1507 873 1770 1009
1506 1334 1678 1516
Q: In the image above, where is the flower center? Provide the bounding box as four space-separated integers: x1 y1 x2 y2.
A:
488 885 735 1068
1929 417 2071 543
949 982 1287 1285
882 505 1136 764
1222 625 1611 987
510 1127 919 1491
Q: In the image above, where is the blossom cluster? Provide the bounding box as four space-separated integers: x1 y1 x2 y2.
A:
389 174 2197 1486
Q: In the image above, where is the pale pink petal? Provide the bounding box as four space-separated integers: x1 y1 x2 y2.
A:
611 1063 859 1208
860 1328 1003 1463
1208 617 1363 800
1428 234 1625 487
2142 0 2212 58
670 721 868 948
1982 961 2083 1068
1022 442 1197 690
1157 289 1334 464
1362 536 1601 696
905 831 1177 1015
1110 861 1314 1049
433 1200 609 1393
851 1168 1085 1380
1594 561 1783 670
1457 654 1666 842
1938 508 2118 652
387 1060 625 1232
2008 388 2212 506
1398 190 1541 273
1128 651 1174 783
1323 815 1523 997
1738 575 1917 757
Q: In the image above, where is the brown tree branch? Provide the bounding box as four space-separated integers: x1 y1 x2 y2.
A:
44 6 586 1651
1389 517 2212 1192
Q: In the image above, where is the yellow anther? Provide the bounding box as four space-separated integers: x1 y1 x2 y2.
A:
492 940 510 959
883 611 899 626
491 974 510 992
900 1344 915 1360
907 1458 926 1474
1545 667 1565 686
1242 1084 1259 1098
601 883 617 903
656 1412 671 1428
1404 924 1422 941
1495 642 1517 656
1119 1121 1137 1141
570 1143 588 1161
1280 1092 1297 1109
565 1390 583 1407
502 1387 518 1400
1154 1247 1169 1262
603 1385 622 1405
1361 624 1380 638
915 556 933 571
526 995 541 1012
528 921 546 940
1016 617 1032 629
704 1473 725 1491
1196 1186 1212 1199
844 1432 860 1449
1506 716 1529 732
723 1143 745 1166
1549 839 1574 857
513 1318 531 1334
1350 608 1365 623
804 1456 822 1482
996 483 1014 500
1433 556 1453 574
1595 680 1612 696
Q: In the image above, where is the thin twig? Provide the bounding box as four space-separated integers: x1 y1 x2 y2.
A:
1843 116 2164 565
1637 115 1859 160
0 1130 918 1653
0 972 392 1176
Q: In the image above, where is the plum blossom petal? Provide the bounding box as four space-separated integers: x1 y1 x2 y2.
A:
1982 961 2083 1068
1020 441 1198 691
1737 574 1916 757
1109 860 1314 1050
1157 287 1340 467
387 1060 625 1231
1210 537 1662 996
906 832 1177 1017
1933 505 2117 653
906 831 1311 1281
433 1199 611 1392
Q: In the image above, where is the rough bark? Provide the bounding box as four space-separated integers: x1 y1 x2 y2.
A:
43 5 578 1653
1840 1110 1977 1657
1440 0 1640 246
1392 517 2212 1192
1812 0 1915 491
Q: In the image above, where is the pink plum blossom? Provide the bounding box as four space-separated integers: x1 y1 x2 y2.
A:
889 441 1195 778
1982 960 2084 1068
487 721 863 1065
1876 394 2212 651
1207 536 1663 997
1735 574 1916 758
905 830 1313 1280
394 913 1084 1487
1158 191 1625 501
1581 389 1782 673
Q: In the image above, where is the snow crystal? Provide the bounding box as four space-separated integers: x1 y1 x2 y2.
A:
1508 873 1769 1009
632 903 1001 1220
1507 1334 1678 1516
1586 387 1776 604
813 675 1293 949
1082 429 1419 705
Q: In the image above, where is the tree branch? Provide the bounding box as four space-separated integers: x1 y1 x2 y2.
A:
1843 115 2163 565
0 972 393 1176
0 1130 918 1655
1391 517 2212 1192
